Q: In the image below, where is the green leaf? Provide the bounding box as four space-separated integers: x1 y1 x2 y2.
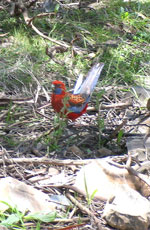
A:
84 173 90 203
90 189 98 201
117 129 124 143
54 4 60 13
0 214 20 226
25 212 57 223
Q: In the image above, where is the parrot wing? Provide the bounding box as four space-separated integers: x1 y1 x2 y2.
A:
64 93 87 113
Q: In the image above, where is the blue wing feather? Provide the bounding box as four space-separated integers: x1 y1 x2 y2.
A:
68 103 87 113
73 74 83 94
74 63 104 96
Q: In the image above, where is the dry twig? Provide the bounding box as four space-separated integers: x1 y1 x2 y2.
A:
66 192 103 230
0 157 96 166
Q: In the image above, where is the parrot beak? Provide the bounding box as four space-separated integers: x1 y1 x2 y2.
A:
51 84 55 89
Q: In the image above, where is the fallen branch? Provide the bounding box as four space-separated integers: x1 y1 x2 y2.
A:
66 192 103 230
50 217 89 224
0 33 9 37
0 157 101 166
0 97 34 105
9 0 71 48
27 12 55 25
30 22 70 48
100 102 132 109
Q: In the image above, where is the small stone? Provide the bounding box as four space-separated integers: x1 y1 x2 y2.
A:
68 145 83 157
98 147 113 157
103 185 150 230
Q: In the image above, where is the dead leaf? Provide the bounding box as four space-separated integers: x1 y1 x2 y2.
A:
74 159 150 201
0 177 56 213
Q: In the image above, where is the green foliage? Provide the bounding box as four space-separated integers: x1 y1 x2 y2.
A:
25 212 57 223
42 112 67 152
2 136 17 147
0 201 57 229
84 173 98 205
0 201 25 228
96 91 105 147
1 0 150 92
5 103 15 124
0 11 18 32
117 129 124 144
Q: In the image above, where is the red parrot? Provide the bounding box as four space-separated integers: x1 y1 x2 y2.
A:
51 63 104 120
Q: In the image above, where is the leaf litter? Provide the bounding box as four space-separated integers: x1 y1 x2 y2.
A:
0 81 150 230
